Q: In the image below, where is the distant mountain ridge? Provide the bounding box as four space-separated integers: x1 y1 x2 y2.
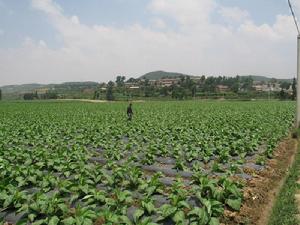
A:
139 71 195 80
0 72 293 95
244 75 292 83
0 82 99 94
139 71 293 82
1 83 47 94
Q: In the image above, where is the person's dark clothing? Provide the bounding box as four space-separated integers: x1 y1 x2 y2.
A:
127 105 133 121
127 106 133 114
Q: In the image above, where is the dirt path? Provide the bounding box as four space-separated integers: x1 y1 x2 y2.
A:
225 136 298 225
57 99 145 103
295 164 300 221
57 99 108 103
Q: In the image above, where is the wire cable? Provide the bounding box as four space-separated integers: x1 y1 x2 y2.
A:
288 0 300 35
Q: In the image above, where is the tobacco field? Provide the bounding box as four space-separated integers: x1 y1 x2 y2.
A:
0 101 295 225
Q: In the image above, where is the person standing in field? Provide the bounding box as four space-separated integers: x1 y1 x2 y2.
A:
127 103 133 121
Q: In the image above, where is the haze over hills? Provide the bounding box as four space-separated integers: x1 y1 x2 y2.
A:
139 71 196 80
0 71 293 97
0 83 46 94
0 82 99 94
242 75 293 83
0 82 99 100
139 71 293 83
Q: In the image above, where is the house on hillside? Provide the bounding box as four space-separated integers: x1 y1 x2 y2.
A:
271 83 281 92
158 78 179 87
129 86 140 90
34 88 49 94
82 88 94 94
191 77 202 83
149 80 157 85
253 83 282 92
253 80 263 85
125 82 136 88
288 85 293 94
253 85 269 92
216 85 229 93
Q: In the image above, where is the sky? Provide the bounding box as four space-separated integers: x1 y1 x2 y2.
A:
0 0 299 86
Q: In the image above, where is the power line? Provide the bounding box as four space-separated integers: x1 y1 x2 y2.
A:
288 0 300 35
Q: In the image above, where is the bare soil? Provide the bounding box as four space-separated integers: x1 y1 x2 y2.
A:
57 99 145 103
223 136 298 225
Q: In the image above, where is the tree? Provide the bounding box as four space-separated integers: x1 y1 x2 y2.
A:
191 85 197 97
106 81 114 101
270 78 277 88
172 87 186 100
40 91 58 100
280 82 291 90
292 78 296 100
144 79 150 86
34 91 38 99
279 89 286 100
203 77 217 92
241 77 253 91
23 93 35 100
200 75 206 83
93 91 100 100
0 89 2 100
126 77 139 83
228 76 239 93
231 82 239 93
116 76 126 87
144 86 155 97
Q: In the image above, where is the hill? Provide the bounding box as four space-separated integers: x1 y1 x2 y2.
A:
241 75 293 83
0 82 99 100
139 71 194 80
139 71 293 83
1 83 48 94
0 72 293 100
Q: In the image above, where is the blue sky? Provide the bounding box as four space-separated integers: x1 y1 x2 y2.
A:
0 0 292 48
0 0 299 85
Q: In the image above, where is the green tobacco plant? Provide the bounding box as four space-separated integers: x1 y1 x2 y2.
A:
0 186 28 212
156 179 190 224
61 205 98 225
105 189 133 215
0 101 295 224
140 173 164 197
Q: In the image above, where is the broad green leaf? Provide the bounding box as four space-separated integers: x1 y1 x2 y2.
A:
31 219 47 225
133 209 144 223
226 198 242 211
209 217 220 225
62 217 76 225
49 216 59 225
172 210 185 223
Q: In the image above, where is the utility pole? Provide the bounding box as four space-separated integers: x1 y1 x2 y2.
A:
288 0 300 127
297 35 300 127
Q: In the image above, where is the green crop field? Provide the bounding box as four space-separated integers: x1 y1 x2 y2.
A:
0 101 295 225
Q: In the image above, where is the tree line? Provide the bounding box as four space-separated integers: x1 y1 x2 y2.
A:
23 91 58 100
95 75 296 101
5 75 294 101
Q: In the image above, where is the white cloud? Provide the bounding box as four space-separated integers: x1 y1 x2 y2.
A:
70 15 80 25
293 0 300 14
0 0 298 86
219 6 249 24
149 0 216 28
151 18 167 29
31 0 62 16
0 29 4 36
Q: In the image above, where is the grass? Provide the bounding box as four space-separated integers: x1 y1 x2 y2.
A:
268 138 300 225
